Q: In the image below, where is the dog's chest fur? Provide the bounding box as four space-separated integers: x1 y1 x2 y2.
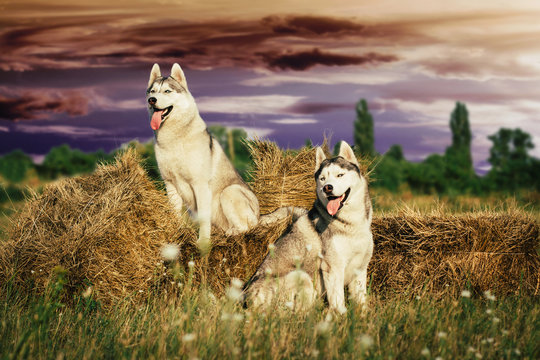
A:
310 200 372 283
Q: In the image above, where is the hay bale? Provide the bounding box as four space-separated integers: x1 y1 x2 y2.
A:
0 150 194 306
1 140 538 307
370 207 539 297
0 148 291 306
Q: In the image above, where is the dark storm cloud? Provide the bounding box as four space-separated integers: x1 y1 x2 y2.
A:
260 48 399 71
0 89 89 121
262 15 365 35
283 101 353 114
0 13 404 72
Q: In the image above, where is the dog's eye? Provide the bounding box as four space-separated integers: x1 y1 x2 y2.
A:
337 173 344 178
164 89 172 94
320 176 325 182
150 89 156 93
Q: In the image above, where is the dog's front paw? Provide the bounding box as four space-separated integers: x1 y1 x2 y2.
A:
196 236 211 256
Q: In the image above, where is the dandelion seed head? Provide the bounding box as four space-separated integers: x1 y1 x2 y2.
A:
188 260 195 268
82 286 92 298
492 317 500 324
421 348 430 357
316 320 331 335
486 309 493 314
230 278 243 289
226 287 243 302
358 334 374 349
182 333 196 343
483 290 496 301
437 331 447 339
160 244 180 261
285 301 294 310
461 290 471 298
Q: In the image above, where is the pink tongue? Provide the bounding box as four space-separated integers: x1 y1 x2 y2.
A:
151 110 164 130
326 195 344 216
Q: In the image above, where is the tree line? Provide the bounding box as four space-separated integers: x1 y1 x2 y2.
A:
1 103 539 205
354 100 540 194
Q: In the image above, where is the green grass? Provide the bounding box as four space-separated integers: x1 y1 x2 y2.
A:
0 270 538 360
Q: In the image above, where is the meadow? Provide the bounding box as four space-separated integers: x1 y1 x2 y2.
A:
0 145 538 360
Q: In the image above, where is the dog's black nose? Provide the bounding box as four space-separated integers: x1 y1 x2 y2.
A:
148 97 157 105
323 184 333 194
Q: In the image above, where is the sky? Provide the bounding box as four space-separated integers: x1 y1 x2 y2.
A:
1 1 540 173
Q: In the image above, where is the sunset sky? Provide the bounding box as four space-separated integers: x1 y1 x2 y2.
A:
1 0 540 173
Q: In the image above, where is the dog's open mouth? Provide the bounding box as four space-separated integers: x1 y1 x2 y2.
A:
150 106 173 131
326 188 350 216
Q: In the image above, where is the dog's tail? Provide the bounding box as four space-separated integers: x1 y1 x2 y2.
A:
258 206 307 227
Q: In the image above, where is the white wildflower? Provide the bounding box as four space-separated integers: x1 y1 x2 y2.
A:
502 329 509 336
461 290 471 298
483 290 496 301
467 347 476 353
285 301 294 310
492 317 500 324
475 353 483 359
316 320 331 335
226 287 243 302
160 244 180 261
188 260 195 269
513 349 521 355
437 331 447 339
435 357 443 360
358 334 374 349
82 286 92 298
487 338 494 344
182 333 196 343
421 348 430 357
230 278 243 289
486 309 493 315
268 244 275 251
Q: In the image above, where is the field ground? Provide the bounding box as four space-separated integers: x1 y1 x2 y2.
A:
0 189 538 359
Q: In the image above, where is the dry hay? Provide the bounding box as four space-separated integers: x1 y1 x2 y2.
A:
0 141 538 308
371 207 539 298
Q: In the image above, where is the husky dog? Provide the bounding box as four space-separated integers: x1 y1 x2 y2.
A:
244 142 373 312
146 63 259 249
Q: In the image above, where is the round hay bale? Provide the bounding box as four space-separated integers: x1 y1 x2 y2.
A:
1 150 193 306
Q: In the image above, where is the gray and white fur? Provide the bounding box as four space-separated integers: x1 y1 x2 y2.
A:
244 142 373 313
146 63 259 250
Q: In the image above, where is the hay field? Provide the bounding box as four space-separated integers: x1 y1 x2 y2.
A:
0 140 538 359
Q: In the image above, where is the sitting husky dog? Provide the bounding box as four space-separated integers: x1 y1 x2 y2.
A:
146 63 259 249
244 142 373 312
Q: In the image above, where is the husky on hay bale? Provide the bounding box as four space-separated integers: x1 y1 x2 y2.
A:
0 141 538 307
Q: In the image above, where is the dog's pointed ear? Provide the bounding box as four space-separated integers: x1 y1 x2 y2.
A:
148 63 161 89
338 141 359 166
171 63 188 90
315 147 326 172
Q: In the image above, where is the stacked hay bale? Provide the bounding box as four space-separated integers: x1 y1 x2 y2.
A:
0 141 538 307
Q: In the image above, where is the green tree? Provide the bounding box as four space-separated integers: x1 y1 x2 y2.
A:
39 145 108 179
0 150 34 183
486 128 538 191
444 102 475 191
354 99 375 157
